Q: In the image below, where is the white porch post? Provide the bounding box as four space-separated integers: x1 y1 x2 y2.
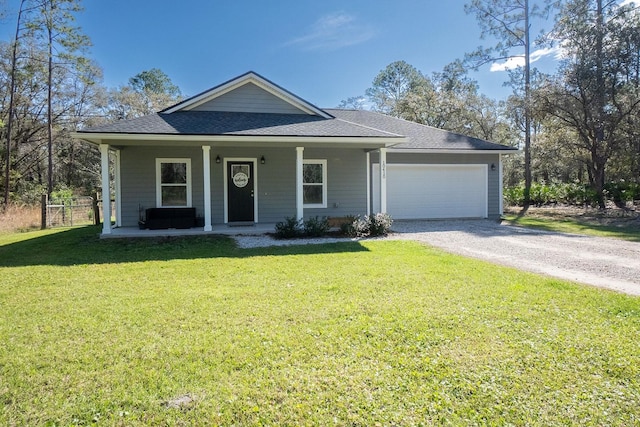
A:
499 154 504 215
99 143 112 235
296 147 304 221
202 146 213 231
366 152 371 215
379 147 387 214
115 149 122 227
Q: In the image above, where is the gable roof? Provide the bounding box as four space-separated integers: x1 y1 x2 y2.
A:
79 111 402 139
73 71 517 152
326 109 517 152
162 71 332 118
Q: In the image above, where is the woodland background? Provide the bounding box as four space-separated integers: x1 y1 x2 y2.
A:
1 0 638 212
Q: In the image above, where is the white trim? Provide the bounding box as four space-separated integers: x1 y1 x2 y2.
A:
499 154 504 215
115 149 122 227
379 148 387 214
302 159 328 209
155 158 193 208
296 147 304 221
72 133 404 147
388 148 520 155
223 157 258 223
202 146 212 231
99 144 111 235
366 152 371 216
163 72 332 118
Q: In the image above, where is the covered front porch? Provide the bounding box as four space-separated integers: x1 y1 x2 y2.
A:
95 142 394 238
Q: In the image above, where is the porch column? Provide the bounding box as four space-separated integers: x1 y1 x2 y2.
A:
366 152 371 215
379 147 387 214
202 146 212 231
115 149 122 227
99 143 111 235
499 154 504 215
296 147 304 221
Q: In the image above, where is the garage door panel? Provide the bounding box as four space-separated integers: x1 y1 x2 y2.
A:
373 164 487 219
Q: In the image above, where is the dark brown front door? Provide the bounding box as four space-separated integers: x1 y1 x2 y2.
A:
227 162 254 222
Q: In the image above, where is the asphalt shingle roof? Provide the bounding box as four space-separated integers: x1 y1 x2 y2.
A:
81 111 402 138
325 109 516 151
80 108 516 151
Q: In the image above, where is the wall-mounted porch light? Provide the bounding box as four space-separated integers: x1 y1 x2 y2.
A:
490 163 496 171
261 155 266 164
216 155 221 164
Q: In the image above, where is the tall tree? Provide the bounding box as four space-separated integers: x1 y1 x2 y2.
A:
29 0 91 197
129 68 181 98
538 0 640 208
3 0 30 208
366 60 430 117
465 0 553 211
102 69 183 120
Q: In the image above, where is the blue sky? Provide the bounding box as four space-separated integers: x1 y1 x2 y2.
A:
1 0 635 108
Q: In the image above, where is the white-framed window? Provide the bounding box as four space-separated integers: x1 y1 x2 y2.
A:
156 158 192 207
303 159 327 208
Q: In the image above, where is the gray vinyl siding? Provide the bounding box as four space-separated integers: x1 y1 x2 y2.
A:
119 146 204 227
119 145 369 226
191 83 307 114
302 148 369 219
371 151 502 219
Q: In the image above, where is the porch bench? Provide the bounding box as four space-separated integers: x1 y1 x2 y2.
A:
141 207 196 230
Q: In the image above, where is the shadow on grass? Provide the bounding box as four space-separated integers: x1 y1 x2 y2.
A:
0 225 370 267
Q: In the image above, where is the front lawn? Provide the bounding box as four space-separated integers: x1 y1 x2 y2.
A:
503 206 640 242
1 226 639 425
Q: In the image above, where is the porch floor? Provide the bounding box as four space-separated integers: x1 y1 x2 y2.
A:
101 223 277 238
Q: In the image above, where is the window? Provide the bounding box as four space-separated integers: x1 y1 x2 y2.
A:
303 159 327 208
156 158 192 207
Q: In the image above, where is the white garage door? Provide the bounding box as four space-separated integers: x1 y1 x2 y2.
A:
372 164 488 219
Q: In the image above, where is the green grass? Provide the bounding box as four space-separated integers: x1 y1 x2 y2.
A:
503 214 640 242
1 226 639 426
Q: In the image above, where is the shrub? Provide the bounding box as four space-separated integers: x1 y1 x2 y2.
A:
369 213 394 236
347 213 394 237
274 216 302 239
505 182 601 207
339 215 358 236
303 216 330 237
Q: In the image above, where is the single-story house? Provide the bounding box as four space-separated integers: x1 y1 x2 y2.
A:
72 71 517 236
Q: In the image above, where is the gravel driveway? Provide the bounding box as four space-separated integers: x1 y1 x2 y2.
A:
390 220 640 296
234 219 640 296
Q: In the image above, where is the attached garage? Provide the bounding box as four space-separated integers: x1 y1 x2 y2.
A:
373 163 488 220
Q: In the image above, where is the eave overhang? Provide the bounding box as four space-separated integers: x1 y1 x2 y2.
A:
388 148 521 155
71 132 406 149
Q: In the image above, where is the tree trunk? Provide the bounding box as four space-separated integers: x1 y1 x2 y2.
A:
3 0 26 209
47 16 54 198
521 0 532 213
592 159 606 209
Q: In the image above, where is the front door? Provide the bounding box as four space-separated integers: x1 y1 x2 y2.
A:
227 162 255 222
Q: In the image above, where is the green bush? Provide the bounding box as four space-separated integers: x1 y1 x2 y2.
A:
505 182 604 207
347 213 394 237
339 215 358 236
303 216 330 237
274 216 302 239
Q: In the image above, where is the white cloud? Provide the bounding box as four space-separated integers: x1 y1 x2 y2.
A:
285 12 375 51
620 0 638 6
490 46 565 72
